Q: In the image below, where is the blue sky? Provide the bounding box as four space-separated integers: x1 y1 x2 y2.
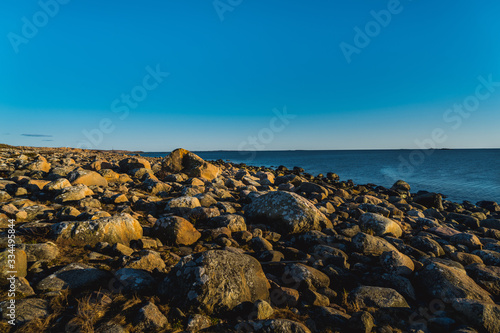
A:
1 0 499 151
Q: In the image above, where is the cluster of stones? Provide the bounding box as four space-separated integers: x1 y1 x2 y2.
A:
0 146 499 333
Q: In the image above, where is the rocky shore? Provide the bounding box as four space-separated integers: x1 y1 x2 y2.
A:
0 145 499 333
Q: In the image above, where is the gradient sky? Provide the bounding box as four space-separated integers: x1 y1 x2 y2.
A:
1 0 500 151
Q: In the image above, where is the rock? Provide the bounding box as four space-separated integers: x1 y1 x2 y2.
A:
210 214 247 232
52 213 143 246
359 212 403 238
36 263 111 292
134 302 168 331
411 236 445 257
55 184 94 203
348 286 409 309
472 250 500 266
254 299 274 320
115 268 155 293
119 157 151 172
235 319 312 333
245 191 332 235
347 311 375 333
125 250 166 272
465 264 500 296
352 232 398 256
477 201 500 213
452 298 500 333
161 250 270 314
0 249 27 284
480 218 500 230
153 216 201 246
310 306 350 331
283 263 330 290
68 169 108 187
166 196 201 216
0 298 49 326
26 155 51 173
24 242 59 262
186 314 212 332
0 190 12 202
413 192 444 210
380 250 414 276
162 148 220 181
43 178 71 191
391 180 411 194
450 233 483 250
450 252 484 266
416 259 493 304
112 243 134 256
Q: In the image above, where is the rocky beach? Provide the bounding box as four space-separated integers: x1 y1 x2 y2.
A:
1 144 500 333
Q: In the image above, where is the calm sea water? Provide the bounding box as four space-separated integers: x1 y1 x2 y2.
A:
142 149 500 204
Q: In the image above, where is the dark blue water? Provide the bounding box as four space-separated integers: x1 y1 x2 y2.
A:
142 149 500 204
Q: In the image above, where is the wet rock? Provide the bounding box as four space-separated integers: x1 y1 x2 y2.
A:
245 191 332 235
52 213 143 246
160 250 270 314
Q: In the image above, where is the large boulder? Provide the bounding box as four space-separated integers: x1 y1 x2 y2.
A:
245 191 332 235
359 212 403 238
162 148 220 181
416 259 493 304
52 213 143 246
160 250 270 314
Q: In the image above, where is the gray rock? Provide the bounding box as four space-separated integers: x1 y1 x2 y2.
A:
134 301 168 331
359 212 402 238
245 191 332 235
52 213 143 246
36 262 111 292
416 259 493 304
452 298 500 333
348 286 409 309
160 250 270 314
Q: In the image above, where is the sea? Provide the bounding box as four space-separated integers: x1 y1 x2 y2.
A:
142 149 500 204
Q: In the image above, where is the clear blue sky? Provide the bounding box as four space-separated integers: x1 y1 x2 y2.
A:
1 0 499 151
